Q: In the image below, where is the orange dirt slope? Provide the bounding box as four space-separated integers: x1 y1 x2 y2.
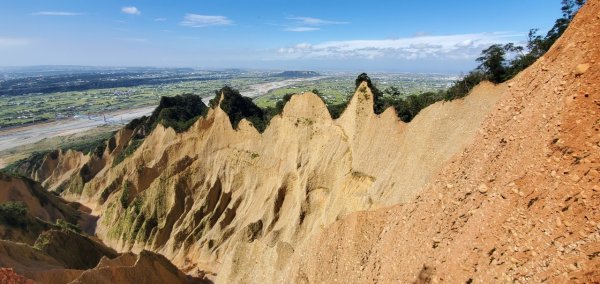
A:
292 0 600 283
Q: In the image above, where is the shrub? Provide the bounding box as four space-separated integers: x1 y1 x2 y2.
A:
60 134 111 156
326 102 349 119
146 94 208 133
444 71 487 101
212 86 268 132
56 219 81 233
0 201 28 227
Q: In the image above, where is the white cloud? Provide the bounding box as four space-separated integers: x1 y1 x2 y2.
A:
276 32 522 60
0 37 31 48
181 14 232 27
283 16 347 32
284 27 320 32
121 7 141 15
31 11 84 16
287 16 348 26
154 17 167 22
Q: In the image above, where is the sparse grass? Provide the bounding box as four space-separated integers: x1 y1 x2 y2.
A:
113 139 143 166
55 218 82 233
120 180 131 208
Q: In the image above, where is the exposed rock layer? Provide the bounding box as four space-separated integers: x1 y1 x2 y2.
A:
10 1 600 282
28 79 502 281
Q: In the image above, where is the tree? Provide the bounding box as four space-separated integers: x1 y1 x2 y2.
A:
476 44 507 83
355 73 371 88
561 0 585 20
383 86 402 98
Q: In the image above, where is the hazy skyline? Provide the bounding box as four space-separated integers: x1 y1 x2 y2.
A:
0 0 562 72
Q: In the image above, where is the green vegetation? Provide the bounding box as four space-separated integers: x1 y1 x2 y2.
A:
318 1 586 122
33 232 51 250
133 197 143 215
0 201 28 228
146 94 208 133
112 94 208 166
33 229 119 270
445 0 585 99
2 129 113 178
113 139 143 166
55 218 82 233
0 151 49 178
342 73 444 122
60 133 111 157
211 86 269 132
120 180 131 208
0 71 281 129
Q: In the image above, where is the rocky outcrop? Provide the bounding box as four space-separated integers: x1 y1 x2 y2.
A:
25 73 501 282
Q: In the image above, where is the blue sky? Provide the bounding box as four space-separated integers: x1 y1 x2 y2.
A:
0 1 563 73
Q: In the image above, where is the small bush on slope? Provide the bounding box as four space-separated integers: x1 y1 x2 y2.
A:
210 86 269 132
0 201 28 228
146 94 208 133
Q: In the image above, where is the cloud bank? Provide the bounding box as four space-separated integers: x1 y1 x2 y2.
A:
277 32 522 60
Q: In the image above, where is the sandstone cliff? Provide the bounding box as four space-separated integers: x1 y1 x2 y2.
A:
7 1 599 282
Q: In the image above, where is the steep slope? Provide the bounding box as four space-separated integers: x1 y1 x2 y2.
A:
11 3 596 282
70 251 209 284
0 171 203 283
0 240 206 284
292 1 600 283
0 173 82 244
22 77 501 282
34 229 118 270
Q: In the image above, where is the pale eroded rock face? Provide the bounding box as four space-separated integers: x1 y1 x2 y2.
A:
11 1 600 282
30 75 501 281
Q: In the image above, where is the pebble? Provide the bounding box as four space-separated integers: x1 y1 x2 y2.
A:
568 263 578 271
478 184 488 193
575 63 590 76
571 174 581 182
